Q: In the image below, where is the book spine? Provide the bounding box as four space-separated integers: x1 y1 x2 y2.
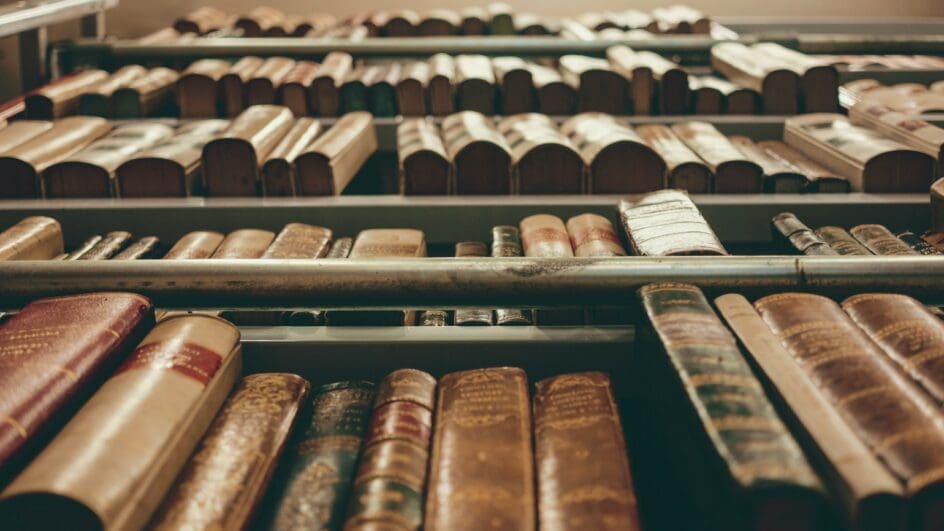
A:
112 236 161 260
262 223 333 259
267 381 375 531
814 226 872 255
896 231 942 255
850 224 918 255
418 310 450 326
771 212 836 255
77 230 132 260
490 226 532 325
211 229 276 259
453 241 494 325
0 216 63 260
327 237 354 258
64 235 102 259
565 213 627 257
519 215 584 325
534 372 642 531
163 231 225 259
425 367 535 531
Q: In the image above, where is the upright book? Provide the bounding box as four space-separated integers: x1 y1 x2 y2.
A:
499 113 584 194
398 118 451 195
671 121 763 193
261 117 323 196
559 55 627 114
636 124 712 193
442 111 512 194
294 112 377 196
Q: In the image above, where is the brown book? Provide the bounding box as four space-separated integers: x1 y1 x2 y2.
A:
396 62 430 116
373 10 420 36
566 213 626 256
519 214 585 325
755 292 944 529
235 6 286 37
263 223 332 259
112 67 179 119
454 55 496 114
425 367 534 531
442 111 512 194
0 293 154 479
635 51 689 115
561 113 666 193
277 61 319 117
688 75 724 115
529 63 577 115
0 120 52 153
427 54 456 116
771 212 837 255
43 122 174 198
151 373 308 531
398 118 450 195
499 113 584 194
174 6 229 34
311 52 354 117
711 43 799 115
671 122 763 193
815 226 873 255
619 190 727 255
752 43 838 113
112 236 160 260
729 135 808 193
696 76 760 115
923 230 944 251
163 231 225 259
202 105 295 196
0 314 240 531
261 117 322 196
117 119 229 197
219 56 264 118
559 55 627 114
459 6 487 35
0 216 63 260
559 18 597 40
848 101 944 168
245 57 296 106
897 231 943 255
418 9 460 36
294 111 377 196
452 242 494 326
850 224 918 255
176 59 231 118
78 230 133 260
418 310 450 326
755 140 850 193
77 65 147 117
716 294 904 531
492 57 534 114
491 225 532 326
63 235 102 260
607 45 655 115
636 124 712 193
211 229 276 259
24 70 109 119
0 116 112 198
534 372 641 531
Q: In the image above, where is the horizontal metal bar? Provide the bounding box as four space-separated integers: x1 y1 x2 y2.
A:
796 34 944 55
717 16 944 35
1 257 943 310
0 0 117 39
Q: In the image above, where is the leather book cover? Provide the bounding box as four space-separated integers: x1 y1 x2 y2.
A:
491 225 532 326
755 140 850 193
77 230 132 260
163 231 225 259
711 43 800 115
814 226 873 255
756 292 944 530
618 190 727 256
452 242 494 326
671 122 763 193
395 61 430 116
63 235 102 260
636 124 712 193
211 229 277 259
236 6 286 37
729 135 808 193
262 118 322 197
339 66 370 114
0 314 241 531
850 224 918 255
246 57 296 106
606 45 655 115
365 64 401 118
24 69 109 119
716 294 903 531
151 373 310 531
262 223 333 259
454 55 496 115
751 43 838 113
0 120 53 153
112 66 179 119
896 231 942 255
460 6 487 34
534 372 642 531
559 55 627 114
113 236 161 260
442 111 512 195
176 59 231 118
174 6 228 34
499 113 584 194
424 367 534 531
294 112 377 196
327 237 354 258
417 9 461 36
0 292 154 479
695 76 760 115
689 76 724 115
0 216 63 260
77 65 146 117
220 56 265 117
398 118 451 195
426 54 456 116
519 214 585 325
633 51 689 115
529 63 576 115
311 52 354 117
492 57 534 115
566 213 626 257
770 213 836 255
202 105 295 196
264 381 375 531
278 61 320 116
639 284 825 531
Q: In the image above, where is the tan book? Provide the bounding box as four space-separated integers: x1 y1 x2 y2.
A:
261 118 322 196
211 229 276 259
849 101 944 168
0 314 241 531
454 55 496 114
418 9 461 36
163 231 225 259
24 69 109 119
77 230 133 260
771 212 837 255
607 46 655 115
492 57 534 115
427 54 456 116
138 27 187 44
113 236 160 260
245 57 296 106
398 118 450 195
396 62 430 116
815 226 873 255
177 59 231 118
559 18 597 40
202 105 295 196
528 63 577 115
618 190 727 255
277 61 319 117
519 214 585 325
219 56 264 118
752 43 838 113
729 135 808 193
688 75 724 115
77 65 147 117
311 52 353 117
671 121 762 193
235 6 286 37
559 55 628 114
112 67 179 119
636 124 712 193
174 6 229 34
499 113 584 194
565 213 626 256
634 51 688 115
711 43 799 115
294 111 377 195
0 216 63 260
850 224 918 255
755 140 850 193
694 76 760 115
263 223 332 259
0 120 53 153
442 111 512 194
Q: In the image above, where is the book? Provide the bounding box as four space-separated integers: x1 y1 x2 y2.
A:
265 381 375 531
814 226 873 255
211 229 277 259
344 369 436 530
459 6 487 34
529 63 577 115
848 101 944 168
711 43 799 115
177 59 231 118
442 111 512 195
0 216 63 260
639 284 825 531
42 122 174 198
0 293 154 479
487 2 515 34
374 10 420 36
694 76 760 115
896 231 942 255
113 236 161 260
63 235 103 260
0 116 112 198
220 56 264 118
311 52 353 117
491 225 532 326
163 231 225 259
618 190 727 255
850 224 918 255
783 114 934 193
566 213 626 256
671 122 763 193
261 118 322 196
651 5 710 33
246 57 297 106
174 6 229 34
24 69 109 119
0 120 52 153
454 55 496 114
0 314 241 531
499 113 584 194
277 60 319 116
150 373 310 530
202 105 295 196
754 140 850 193
492 57 535 114
606 45 654 115
396 62 430 117
561 113 666 193
294 111 377 195
755 292 944 529
519 214 585 325
770 212 837 255
398 118 451 195
427 54 456 116
77 230 133 260
729 136 808 193
635 51 689 115
636 124 712 193
327 236 354 258
364 63 401 117
751 43 838 113
116 119 229 197
77 65 147 117
453 242 494 326
236 6 286 37
425 367 534 531
559 55 627 114
418 9 461 36
688 75 724 115
534 372 642 531
263 223 333 259
112 67 179 119
715 294 904 531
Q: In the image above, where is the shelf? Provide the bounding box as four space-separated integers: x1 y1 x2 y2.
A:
715 16 944 35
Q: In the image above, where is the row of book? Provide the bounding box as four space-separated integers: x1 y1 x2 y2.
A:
772 212 943 256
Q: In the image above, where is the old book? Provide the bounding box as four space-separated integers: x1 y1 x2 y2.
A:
716 294 904 531
453 242 494 326
529 63 577 115
163 231 225 259
174 6 229 34
695 76 761 115
850 224 918 255
63 235 102 260
77 231 132 260
263 223 333 259
848 101 944 168
277 61 319 116
534 372 641 531
0 293 154 480
635 51 689 115
211 229 276 259
116 119 229 197
24 69 109 119
752 43 838 113
112 67 179 119
562 113 666 193
460 6 487 34
418 9 460 35
671 122 762 193
294 112 377 196
639 284 825 531
0 314 240 531
566 213 626 256
500 113 584 194
519 214 585 325
0 216 63 260
454 55 496 114
636 124 712 193
442 111 512 194
491 225 532 326
398 118 450 195
425 367 534 531
396 62 430 116
559 55 627 114
177 59 231 118
261 118 322 196
151 373 310 531
202 105 295 196
756 292 944 529
265 381 375 530
344 369 436 530
729 135 808 193
365 63 401 117
42 122 174 198
896 231 942 255
246 57 296 106
235 6 286 37
0 120 52 153
374 10 420 36
418 310 449 326
339 66 371 114
492 57 534 114
77 65 147 117
711 43 799 114
755 140 850 193
219 56 264 118
619 190 727 255
327 236 354 258
427 54 456 116
311 52 354 117
487 2 515 34
606 45 655 115
814 226 873 255
688 76 724 115
0 116 112 198
770 212 837 255
112 236 160 260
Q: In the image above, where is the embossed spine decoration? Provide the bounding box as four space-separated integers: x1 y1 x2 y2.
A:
266 381 375 531
151 373 311 530
424 367 535 531
344 369 437 530
491 225 532 325
534 372 642 531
